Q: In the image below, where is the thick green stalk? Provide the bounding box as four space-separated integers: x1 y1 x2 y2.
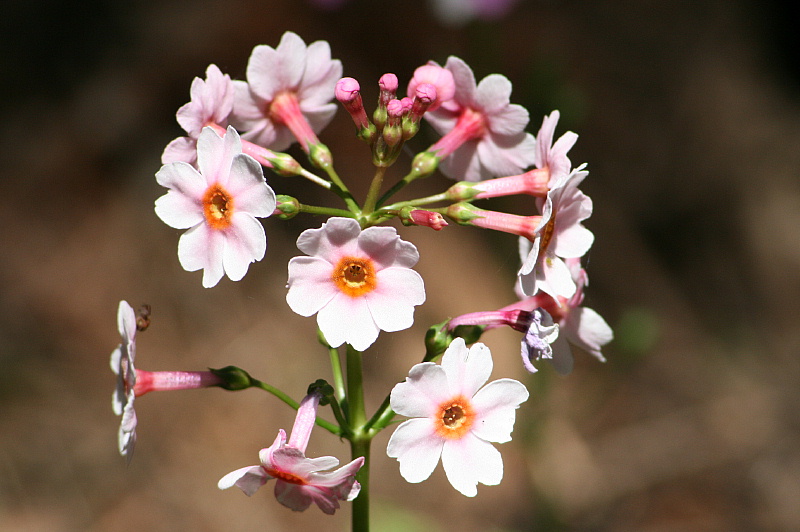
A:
362 166 387 215
346 345 370 532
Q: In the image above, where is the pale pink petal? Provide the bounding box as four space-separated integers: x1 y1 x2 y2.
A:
476 134 533 177
470 379 529 443
474 74 512 113
317 295 378 350
357 226 419 269
390 362 449 417
271 448 340 475
274 482 316 512
386 418 444 484
196 127 238 185
161 136 198 165
441 339 492 398
154 190 203 229
553 224 594 259
155 160 206 200
117 300 137 348
177 223 225 288
438 140 483 181
298 40 342 106
226 154 276 216
445 56 477 106
307 457 364 489
222 212 266 281
295 217 360 262
536 254 576 300
218 465 269 496
488 103 530 136
286 256 339 317
535 111 558 169
231 81 268 130
565 306 612 362
549 334 574 375
297 103 338 140
247 34 306 101
367 268 425 332
441 434 503 497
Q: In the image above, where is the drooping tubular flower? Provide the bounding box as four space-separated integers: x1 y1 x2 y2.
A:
286 217 426 351
155 126 277 288
534 110 578 187
512 258 613 372
110 300 138 461
231 31 343 152
218 392 364 514
162 64 235 165
423 56 535 182
387 338 529 497
518 165 594 299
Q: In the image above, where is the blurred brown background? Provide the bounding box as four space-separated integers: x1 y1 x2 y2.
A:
1 0 799 530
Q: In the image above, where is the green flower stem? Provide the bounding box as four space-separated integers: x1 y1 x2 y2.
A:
250 378 341 436
375 174 414 209
346 344 370 532
329 346 347 405
362 166 387 215
321 164 361 215
298 168 333 189
298 204 357 218
380 191 451 211
365 394 396 437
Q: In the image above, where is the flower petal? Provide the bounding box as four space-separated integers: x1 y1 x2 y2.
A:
367 268 425 333
225 154 276 216
441 339 492 398
441 433 503 497
221 212 266 282
218 465 269 496
390 362 449 417
177 223 225 288
470 378 528 443
386 418 444 484
154 190 203 229
316 294 378 351
155 161 206 201
286 256 339 317
295 217 360 262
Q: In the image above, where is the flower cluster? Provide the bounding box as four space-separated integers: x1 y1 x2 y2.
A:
110 31 613 526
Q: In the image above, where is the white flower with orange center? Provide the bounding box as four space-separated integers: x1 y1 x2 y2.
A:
155 126 276 288
286 217 426 352
386 338 529 497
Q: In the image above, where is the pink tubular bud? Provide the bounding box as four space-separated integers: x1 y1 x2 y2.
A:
378 73 399 106
407 63 455 112
386 99 406 128
429 107 487 160
287 391 321 454
472 168 550 198
447 204 543 239
448 309 532 332
400 207 449 230
336 77 371 130
409 83 437 124
133 370 223 397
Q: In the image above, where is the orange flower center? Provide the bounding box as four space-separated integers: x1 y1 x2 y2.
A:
539 213 556 254
266 468 307 485
332 256 377 297
203 184 234 230
434 395 475 439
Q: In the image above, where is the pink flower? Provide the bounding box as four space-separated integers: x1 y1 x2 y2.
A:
110 300 138 460
231 32 342 152
424 56 535 182
513 260 612 373
155 126 277 288
407 64 455 112
218 392 364 514
286 218 426 351
518 166 594 299
162 64 235 166
535 110 578 186
387 338 529 496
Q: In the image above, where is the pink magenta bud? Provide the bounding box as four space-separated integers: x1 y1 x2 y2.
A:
335 77 371 130
407 64 455 112
400 207 449 230
379 73 399 106
409 83 438 123
335 77 360 103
